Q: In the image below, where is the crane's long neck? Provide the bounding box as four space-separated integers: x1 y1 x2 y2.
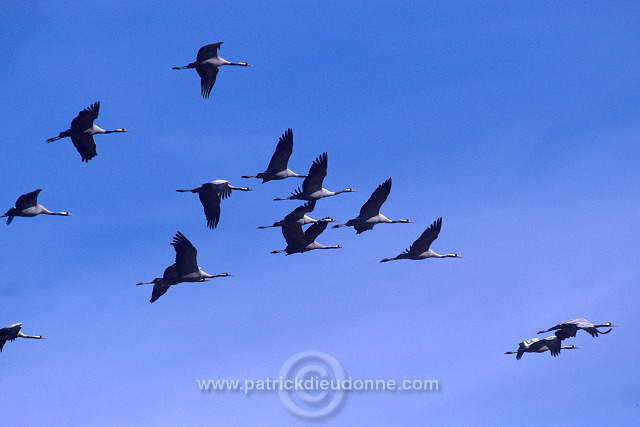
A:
17 332 45 339
390 219 413 224
430 252 459 258
319 245 341 250
46 210 72 216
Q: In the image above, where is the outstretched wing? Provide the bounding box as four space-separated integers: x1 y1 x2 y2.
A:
196 65 219 99
301 152 327 193
283 200 316 222
359 178 391 218
198 191 221 229
303 221 329 245
266 128 294 172
14 189 42 210
150 282 171 303
354 224 375 234
546 337 562 357
71 134 97 162
196 42 223 62
405 217 442 255
172 232 198 276
554 329 577 341
281 225 305 248
70 102 99 132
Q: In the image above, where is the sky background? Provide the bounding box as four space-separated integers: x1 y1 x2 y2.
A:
1 1 639 425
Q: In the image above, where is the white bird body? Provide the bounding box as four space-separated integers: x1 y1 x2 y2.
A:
333 178 412 233
271 219 342 255
0 323 46 352
46 101 129 162
177 180 252 229
274 152 356 201
258 200 336 229
172 42 252 99
537 318 617 339
505 336 579 360
2 189 73 225
243 129 308 183
380 217 461 262
137 232 231 302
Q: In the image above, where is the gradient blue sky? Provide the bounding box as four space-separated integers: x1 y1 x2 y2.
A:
1 2 639 426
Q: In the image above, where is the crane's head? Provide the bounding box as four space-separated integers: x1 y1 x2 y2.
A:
601 322 617 327
116 128 130 133
564 345 580 349
319 217 338 223
215 272 233 278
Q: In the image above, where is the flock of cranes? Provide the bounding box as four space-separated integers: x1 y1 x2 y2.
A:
506 318 617 360
3 41 616 358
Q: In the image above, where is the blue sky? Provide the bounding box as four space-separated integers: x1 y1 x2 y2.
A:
1 1 639 425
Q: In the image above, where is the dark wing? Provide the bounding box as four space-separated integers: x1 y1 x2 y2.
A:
14 189 42 210
516 347 525 360
196 65 219 99
354 224 375 234
70 102 99 132
301 152 328 193
405 217 442 254
150 282 172 303
171 232 199 276
283 200 316 222
554 329 576 341
359 178 391 218
198 191 221 229
546 338 562 357
303 221 329 245
281 225 305 248
196 42 222 62
0 327 10 352
162 264 178 279
71 134 97 162
266 128 293 172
